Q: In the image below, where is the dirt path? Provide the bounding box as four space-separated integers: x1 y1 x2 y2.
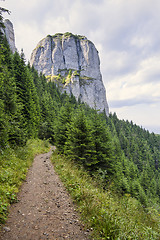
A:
0 147 90 240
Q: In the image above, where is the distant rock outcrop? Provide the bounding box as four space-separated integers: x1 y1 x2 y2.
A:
3 19 16 53
30 33 109 115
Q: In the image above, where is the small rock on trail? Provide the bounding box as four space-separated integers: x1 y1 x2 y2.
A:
0 147 90 240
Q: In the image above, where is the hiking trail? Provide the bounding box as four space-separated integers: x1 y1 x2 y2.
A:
0 147 90 240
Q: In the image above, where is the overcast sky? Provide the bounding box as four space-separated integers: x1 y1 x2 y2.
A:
1 0 160 134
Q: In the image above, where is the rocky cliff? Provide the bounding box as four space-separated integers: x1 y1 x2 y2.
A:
3 19 16 53
30 33 109 115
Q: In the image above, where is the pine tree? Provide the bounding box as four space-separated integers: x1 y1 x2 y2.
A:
90 111 114 172
12 51 41 138
0 30 18 147
54 102 73 152
38 91 55 141
65 108 95 168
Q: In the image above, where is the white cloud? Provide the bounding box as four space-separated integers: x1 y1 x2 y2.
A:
130 36 152 49
43 17 70 36
14 22 44 59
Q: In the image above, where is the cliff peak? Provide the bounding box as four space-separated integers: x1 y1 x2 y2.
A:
30 33 109 115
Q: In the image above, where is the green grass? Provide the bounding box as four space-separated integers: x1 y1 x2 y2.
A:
0 139 50 224
51 151 160 240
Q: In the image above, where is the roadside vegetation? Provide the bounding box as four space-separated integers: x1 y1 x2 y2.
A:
52 152 160 240
0 139 50 223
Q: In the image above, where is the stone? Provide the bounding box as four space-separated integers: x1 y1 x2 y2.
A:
3 226 11 232
30 33 109 115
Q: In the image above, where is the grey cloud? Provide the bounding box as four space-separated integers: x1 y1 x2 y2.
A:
143 71 160 84
79 0 104 4
91 2 160 80
109 96 160 108
102 55 140 79
12 0 73 25
144 125 160 134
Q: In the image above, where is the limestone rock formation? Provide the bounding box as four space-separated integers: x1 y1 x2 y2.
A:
3 19 16 53
30 33 109 115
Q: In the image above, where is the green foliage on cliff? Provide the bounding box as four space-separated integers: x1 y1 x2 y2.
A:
47 32 87 41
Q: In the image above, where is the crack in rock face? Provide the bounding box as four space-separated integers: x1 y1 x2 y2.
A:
30 33 109 115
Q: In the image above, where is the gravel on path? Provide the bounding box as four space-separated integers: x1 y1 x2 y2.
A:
0 147 90 240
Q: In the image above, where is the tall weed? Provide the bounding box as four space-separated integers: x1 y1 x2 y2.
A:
0 139 50 224
51 151 160 239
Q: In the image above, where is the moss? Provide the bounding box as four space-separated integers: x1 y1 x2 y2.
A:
58 69 78 86
46 75 52 81
45 32 90 43
62 78 66 84
68 69 72 78
46 70 94 88
58 68 67 73
46 74 67 85
79 76 94 87
76 35 87 40
73 70 80 76
64 69 72 85
64 32 74 38
60 32 88 41
46 74 59 82
33 44 44 52
52 33 63 39
80 76 94 80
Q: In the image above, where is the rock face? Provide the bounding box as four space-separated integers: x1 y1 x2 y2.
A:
30 33 109 115
3 19 16 53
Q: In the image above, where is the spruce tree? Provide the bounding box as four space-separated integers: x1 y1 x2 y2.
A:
12 51 41 138
90 111 114 172
65 108 95 168
54 102 73 152
38 91 55 141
